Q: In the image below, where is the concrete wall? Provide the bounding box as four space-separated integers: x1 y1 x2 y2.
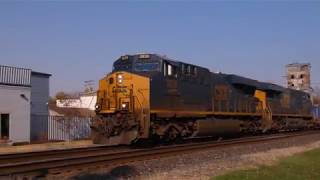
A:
0 85 31 143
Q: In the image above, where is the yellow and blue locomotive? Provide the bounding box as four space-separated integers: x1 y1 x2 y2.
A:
91 54 314 145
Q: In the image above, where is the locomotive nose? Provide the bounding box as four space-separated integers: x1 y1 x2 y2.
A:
92 71 151 145
95 72 133 113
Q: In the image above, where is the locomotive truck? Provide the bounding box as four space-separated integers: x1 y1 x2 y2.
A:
91 54 314 145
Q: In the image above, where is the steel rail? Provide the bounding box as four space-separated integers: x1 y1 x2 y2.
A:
0 145 128 165
0 131 319 177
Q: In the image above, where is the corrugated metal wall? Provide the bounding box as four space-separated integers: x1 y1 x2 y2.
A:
48 116 91 141
30 115 92 142
30 73 50 115
30 115 48 141
30 72 50 141
0 65 31 86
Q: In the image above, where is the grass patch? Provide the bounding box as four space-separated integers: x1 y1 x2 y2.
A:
213 148 320 180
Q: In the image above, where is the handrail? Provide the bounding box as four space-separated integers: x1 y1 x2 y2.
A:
133 94 144 121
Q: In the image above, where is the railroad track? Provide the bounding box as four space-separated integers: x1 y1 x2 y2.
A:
0 131 319 178
0 144 129 165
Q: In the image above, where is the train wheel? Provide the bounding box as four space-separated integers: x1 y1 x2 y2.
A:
163 127 180 144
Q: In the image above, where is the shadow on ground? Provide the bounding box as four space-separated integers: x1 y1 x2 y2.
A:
72 165 139 180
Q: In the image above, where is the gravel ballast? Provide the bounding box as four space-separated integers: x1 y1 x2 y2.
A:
66 133 320 180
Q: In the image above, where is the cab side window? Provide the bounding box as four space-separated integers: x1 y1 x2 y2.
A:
164 61 177 78
181 63 197 77
190 66 197 76
168 64 173 76
181 64 185 75
187 65 191 74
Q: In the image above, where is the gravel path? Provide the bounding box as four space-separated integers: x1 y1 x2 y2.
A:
70 133 320 180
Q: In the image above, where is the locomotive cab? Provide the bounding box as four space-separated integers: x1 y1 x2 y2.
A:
92 54 168 145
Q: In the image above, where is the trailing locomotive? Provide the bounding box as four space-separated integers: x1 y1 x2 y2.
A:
91 54 315 145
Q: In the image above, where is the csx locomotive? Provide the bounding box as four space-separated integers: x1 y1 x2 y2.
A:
91 54 315 145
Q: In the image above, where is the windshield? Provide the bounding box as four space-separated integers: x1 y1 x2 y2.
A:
113 64 132 71
134 62 160 72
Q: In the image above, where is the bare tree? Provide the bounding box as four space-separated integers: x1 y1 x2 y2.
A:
55 91 69 100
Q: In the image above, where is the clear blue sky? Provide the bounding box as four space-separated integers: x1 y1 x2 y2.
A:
1 1 319 95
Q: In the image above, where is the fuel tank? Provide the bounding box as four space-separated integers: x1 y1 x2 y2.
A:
193 119 241 137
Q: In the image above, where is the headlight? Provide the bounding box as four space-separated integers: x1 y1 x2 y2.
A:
121 103 129 110
95 104 100 110
117 74 123 83
121 103 127 108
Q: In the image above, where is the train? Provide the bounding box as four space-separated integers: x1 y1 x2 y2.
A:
90 54 316 145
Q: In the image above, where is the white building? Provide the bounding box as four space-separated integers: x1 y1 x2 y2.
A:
0 66 31 144
0 65 51 144
56 94 97 111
